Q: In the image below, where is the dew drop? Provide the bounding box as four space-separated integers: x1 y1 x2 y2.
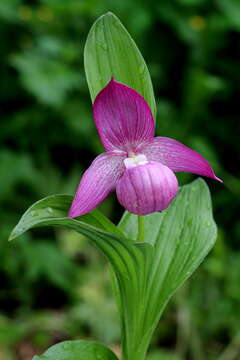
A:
47 207 53 214
100 42 108 50
31 210 38 217
114 19 121 28
62 342 69 350
139 64 145 75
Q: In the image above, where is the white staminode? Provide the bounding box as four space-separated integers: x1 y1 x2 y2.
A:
124 154 148 169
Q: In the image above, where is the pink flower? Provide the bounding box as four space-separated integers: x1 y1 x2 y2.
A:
68 79 221 217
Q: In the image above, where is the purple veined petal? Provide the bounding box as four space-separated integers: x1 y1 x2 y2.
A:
116 161 178 215
141 137 222 182
93 78 155 152
68 151 125 218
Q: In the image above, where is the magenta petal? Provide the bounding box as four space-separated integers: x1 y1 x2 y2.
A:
93 78 155 152
68 152 125 218
141 137 222 182
116 161 178 215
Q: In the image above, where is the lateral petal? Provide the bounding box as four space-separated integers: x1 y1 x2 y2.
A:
68 152 125 217
93 78 155 152
141 137 222 182
116 161 178 215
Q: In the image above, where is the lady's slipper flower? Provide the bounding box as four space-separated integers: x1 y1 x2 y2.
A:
68 79 221 217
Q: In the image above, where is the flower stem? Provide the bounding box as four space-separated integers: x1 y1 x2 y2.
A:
137 215 145 242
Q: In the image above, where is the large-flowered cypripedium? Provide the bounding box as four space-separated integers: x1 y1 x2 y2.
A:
68 79 221 217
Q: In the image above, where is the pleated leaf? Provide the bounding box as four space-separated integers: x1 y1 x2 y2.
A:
119 178 217 344
9 195 145 287
9 179 217 360
9 194 151 359
84 12 156 118
32 340 118 360
9 194 124 240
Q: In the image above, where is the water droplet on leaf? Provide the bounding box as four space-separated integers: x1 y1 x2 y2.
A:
139 64 145 75
62 342 69 350
100 42 108 50
47 207 53 214
114 20 121 28
31 210 38 217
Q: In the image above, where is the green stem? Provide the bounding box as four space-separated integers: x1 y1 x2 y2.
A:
121 339 148 360
137 215 145 242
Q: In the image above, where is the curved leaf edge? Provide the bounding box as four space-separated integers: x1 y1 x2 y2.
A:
32 339 118 360
9 193 125 241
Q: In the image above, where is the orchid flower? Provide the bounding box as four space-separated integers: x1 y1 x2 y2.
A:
68 79 221 217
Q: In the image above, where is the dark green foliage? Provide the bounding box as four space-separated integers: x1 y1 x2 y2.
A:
0 0 239 359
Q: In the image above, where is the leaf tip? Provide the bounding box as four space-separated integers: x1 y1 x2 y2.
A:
93 11 118 25
191 177 208 191
8 223 24 242
8 230 18 241
104 11 118 18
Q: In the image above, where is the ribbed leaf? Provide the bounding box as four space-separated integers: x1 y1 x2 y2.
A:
9 180 217 360
32 340 118 360
9 194 124 239
9 194 150 360
119 178 217 351
84 12 156 118
9 195 143 284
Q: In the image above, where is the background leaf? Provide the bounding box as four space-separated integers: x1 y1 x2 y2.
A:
32 340 118 359
84 12 156 118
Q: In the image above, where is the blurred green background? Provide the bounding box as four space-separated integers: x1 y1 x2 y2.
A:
0 0 240 359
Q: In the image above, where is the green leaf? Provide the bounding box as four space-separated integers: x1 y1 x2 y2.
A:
148 349 183 360
9 194 150 360
218 0 240 30
9 194 124 240
84 12 156 118
10 180 217 360
119 178 217 351
32 340 118 359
